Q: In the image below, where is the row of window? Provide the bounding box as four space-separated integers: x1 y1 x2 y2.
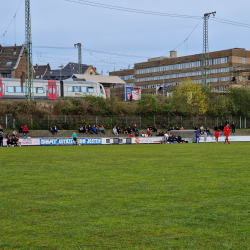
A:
212 85 229 91
7 86 46 94
136 57 229 74
119 75 134 80
137 67 229 82
67 86 94 93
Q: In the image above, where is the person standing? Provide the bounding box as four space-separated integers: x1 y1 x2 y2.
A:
231 122 236 134
223 124 231 144
195 129 200 143
72 131 78 145
214 129 220 143
0 132 3 147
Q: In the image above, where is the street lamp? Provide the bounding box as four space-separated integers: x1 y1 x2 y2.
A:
58 64 64 81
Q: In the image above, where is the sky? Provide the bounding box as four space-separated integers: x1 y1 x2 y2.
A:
1 0 250 75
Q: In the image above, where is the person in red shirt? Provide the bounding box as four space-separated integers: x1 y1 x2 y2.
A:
223 124 230 144
129 133 134 137
23 125 29 136
214 129 220 143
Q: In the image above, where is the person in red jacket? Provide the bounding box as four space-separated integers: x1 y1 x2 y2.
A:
223 124 230 144
23 125 29 136
214 129 220 143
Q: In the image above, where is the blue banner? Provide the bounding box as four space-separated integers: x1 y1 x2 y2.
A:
40 138 102 146
126 87 132 101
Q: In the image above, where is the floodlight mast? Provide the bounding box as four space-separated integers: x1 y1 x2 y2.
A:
25 0 34 101
201 11 216 86
74 43 82 74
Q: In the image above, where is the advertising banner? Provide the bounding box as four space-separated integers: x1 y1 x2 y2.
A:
40 138 102 146
48 80 57 99
132 137 162 144
3 138 40 146
126 87 141 101
0 78 2 98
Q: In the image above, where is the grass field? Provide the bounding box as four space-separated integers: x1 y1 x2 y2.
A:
1 143 250 250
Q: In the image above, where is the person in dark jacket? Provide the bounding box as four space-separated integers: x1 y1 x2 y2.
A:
219 123 224 132
0 132 3 147
231 122 236 134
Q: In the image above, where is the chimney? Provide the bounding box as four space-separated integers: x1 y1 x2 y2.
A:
170 51 177 58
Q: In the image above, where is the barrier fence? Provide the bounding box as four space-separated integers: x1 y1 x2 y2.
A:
0 114 250 130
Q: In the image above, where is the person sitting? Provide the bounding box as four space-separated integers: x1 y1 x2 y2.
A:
96 125 101 132
135 131 139 137
84 125 88 134
177 134 183 143
113 126 118 135
133 124 138 133
14 135 21 146
54 126 59 135
88 125 93 134
205 127 213 136
149 125 153 132
146 128 150 136
92 125 98 134
7 135 12 147
49 126 54 134
100 125 105 134
12 129 17 136
153 125 157 132
19 125 23 134
79 126 84 134
167 135 174 143
117 127 121 134
127 126 132 134
180 126 184 130
12 135 18 146
129 132 133 137
23 125 29 136
123 126 128 135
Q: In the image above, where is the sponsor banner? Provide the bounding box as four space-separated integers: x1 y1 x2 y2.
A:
199 136 250 143
126 87 141 101
102 138 128 145
3 138 40 146
132 137 162 144
40 138 102 145
0 78 2 98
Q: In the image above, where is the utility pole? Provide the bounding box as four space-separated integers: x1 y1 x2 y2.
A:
25 0 34 101
201 11 216 86
74 43 82 74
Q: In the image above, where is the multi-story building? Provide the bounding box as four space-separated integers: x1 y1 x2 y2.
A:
109 48 250 95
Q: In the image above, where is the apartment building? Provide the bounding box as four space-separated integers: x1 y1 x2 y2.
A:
109 48 250 94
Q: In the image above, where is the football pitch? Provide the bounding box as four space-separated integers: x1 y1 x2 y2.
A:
1 143 250 249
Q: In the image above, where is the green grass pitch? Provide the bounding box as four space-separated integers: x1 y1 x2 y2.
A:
1 143 250 249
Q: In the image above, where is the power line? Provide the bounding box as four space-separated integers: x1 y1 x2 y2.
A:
65 0 202 19
66 0 250 28
0 0 23 40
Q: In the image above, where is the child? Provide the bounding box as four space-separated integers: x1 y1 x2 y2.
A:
214 129 219 143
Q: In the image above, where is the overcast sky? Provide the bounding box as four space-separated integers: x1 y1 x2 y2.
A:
1 0 250 75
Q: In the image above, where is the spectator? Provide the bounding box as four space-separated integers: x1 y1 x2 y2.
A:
0 125 3 133
7 136 12 147
127 126 132 134
88 125 93 134
219 123 224 132
225 120 229 126
129 133 134 137
19 125 23 134
84 125 88 134
14 135 21 147
231 122 236 134
214 124 219 131
92 125 98 134
0 132 3 147
133 124 138 133
23 125 29 136
135 131 139 137
205 127 213 136
96 125 101 132
79 126 84 135
146 128 150 136
12 129 17 136
117 127 121 134
6 133 10 140
100 125 105 134
12 135 18 146
113 126 118 135
123 126 128 135
200 125 204 135
54 126 59 135
153 125 157 132
49 126 54 134
180 126 184 130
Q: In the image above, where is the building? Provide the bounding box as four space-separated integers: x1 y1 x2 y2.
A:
34 63 51 79
43 62 98 81
0 44 26 79
109 48 250 94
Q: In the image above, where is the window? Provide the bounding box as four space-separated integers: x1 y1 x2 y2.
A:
81 86 86 92
6 61 12 66
100 86 104 94
74 86 80 92
8 87 14 92
36 76 40 79
67 86 73 92
242 57 246 64
16 87 22 93
37 88 43 94
13 52 16 55
88 87 94 93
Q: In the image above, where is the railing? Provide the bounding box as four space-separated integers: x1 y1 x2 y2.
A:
0 115 249 130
